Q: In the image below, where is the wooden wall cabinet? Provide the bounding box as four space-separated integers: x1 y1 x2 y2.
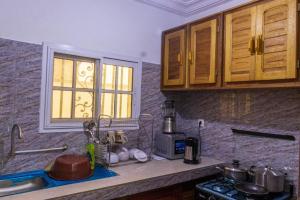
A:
161 16 221 90
224 0 297 83
161 0 299 90
162 27 186 87
224 7 257 82
189 18 218 85
255 0 297 80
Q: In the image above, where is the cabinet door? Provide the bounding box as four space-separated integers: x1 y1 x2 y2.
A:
118 185 182 200
224 7 257 82
163 29 186 86
189 19 217 85
255 0 297 80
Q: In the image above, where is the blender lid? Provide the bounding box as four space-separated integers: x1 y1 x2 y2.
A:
164 100 175 108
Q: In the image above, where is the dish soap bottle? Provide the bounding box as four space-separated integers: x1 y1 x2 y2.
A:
86 142 95 170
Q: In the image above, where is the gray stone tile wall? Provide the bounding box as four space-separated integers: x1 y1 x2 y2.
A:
0 37 299 195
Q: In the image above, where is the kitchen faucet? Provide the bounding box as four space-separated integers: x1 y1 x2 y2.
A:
0 124 68 171
0 124 24 170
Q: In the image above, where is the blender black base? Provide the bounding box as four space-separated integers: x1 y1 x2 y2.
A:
184 159 199 164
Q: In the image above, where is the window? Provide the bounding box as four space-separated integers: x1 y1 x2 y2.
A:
100 60 134 119
40 43 142 133
52 54 96 120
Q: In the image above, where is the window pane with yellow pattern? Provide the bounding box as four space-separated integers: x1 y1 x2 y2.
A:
51 54 95 120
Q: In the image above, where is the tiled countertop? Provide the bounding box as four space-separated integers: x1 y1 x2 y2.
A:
2 157 223 200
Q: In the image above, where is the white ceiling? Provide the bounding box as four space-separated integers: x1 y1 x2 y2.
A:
135 0 233 16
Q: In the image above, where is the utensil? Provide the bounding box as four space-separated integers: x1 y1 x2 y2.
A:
249 166 268 187
266 167 285 192
48 154 92 181
235 183 269 196
83 120 96 131
129 148 139 159
248 166 286 193
105 152 119 164
106 131 116 144
116 147 129 161
247 165 256 183
216 160 247 181
133 150 148 162
115 130 128 144
83 121 99 144
89 130 100 144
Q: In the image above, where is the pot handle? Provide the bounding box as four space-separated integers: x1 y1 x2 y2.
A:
215 166 224 172
248 165 256 176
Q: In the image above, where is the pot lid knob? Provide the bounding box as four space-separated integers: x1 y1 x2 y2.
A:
232 160 240 167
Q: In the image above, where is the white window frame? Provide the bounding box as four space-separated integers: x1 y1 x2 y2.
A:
39 42 142 133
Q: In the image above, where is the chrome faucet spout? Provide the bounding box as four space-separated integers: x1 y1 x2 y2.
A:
10 124 23 157
0 124 67 171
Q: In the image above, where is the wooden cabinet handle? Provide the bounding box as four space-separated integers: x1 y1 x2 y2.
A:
260 35 264 54
177 52 183 65
248 37 256 55
256 35 264 55
188 51 193 64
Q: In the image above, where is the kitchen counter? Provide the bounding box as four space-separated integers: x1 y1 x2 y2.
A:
1 157 223 200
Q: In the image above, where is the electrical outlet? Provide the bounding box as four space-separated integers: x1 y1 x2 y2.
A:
198 119 205 128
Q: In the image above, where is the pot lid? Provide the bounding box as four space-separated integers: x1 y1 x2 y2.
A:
265 167 284 177
224 160 247 173
250 166 285 177
250 166 268 173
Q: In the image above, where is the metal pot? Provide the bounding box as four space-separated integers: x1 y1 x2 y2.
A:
235 183 269 197
248 166 285 193
247 165 256 183
266 167 286 193
216 160 248 182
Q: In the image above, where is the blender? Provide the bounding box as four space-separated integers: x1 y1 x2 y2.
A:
155 100 186 160
162 100 176 133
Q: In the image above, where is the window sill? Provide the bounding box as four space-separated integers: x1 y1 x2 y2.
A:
39 124 139 133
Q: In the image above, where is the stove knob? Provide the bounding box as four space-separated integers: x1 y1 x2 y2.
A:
208 196 217 200
198 193 206 199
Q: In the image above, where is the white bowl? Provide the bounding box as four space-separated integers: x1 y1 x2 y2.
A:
134 150 148 162
129 148 139 159
105 152 119 164
117 148 130 161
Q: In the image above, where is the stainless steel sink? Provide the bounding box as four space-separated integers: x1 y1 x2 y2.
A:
0 177 46 197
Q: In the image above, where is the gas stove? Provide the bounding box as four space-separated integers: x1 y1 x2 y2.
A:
196 178 292 200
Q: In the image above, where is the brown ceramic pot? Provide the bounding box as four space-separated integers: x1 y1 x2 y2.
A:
48 154 92 180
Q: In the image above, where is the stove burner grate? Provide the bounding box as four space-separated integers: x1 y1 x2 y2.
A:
196 178 292 200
